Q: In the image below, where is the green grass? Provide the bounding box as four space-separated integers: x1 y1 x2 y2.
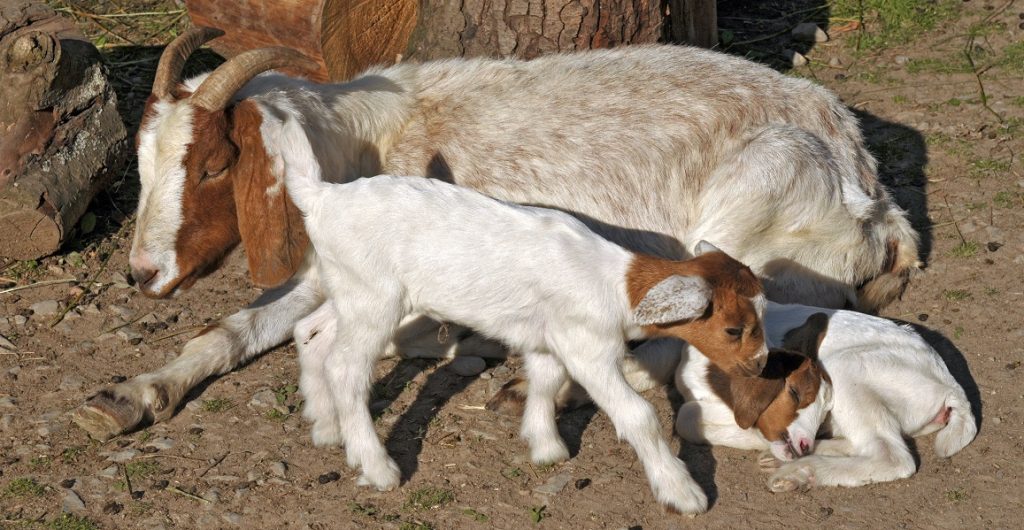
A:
529 505 548 524
398 522 433 530
5 477 46 497
950 241 979 258
994 191 1020 208
984 287 1000 296
61 446 85 464
943 289 972 301
946 488 969 502
1012 96 1024 107
832 0 960 51
906 57 972 75
892 94 908 104
462 508 489 523
201 398 234 412
48 514 100 530
264 408 288 422
969 158 1011 177
999 41 1024 72
274 384 298 405
29 456 52 470
406 487 454 510
953 326 965 339
348 501 379 517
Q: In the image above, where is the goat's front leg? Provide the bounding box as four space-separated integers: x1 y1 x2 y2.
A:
294 301 342 446
324 287 404 491
556 333 707 515
676 401 770 451
519 352 570 465
74 269 323 440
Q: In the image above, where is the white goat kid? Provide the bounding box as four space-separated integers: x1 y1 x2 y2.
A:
280 118 769 514
675 302 977 491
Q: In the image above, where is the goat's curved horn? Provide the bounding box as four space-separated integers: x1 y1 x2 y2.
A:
153 26 225 100
191 47 320 111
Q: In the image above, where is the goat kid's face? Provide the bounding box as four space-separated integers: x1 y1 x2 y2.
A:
631 244 769 377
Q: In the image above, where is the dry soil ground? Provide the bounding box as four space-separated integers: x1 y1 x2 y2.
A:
1 1 1023 529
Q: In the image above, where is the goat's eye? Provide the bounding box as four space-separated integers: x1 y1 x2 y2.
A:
788 386 800 402
725 327 743 339
201 168 226 181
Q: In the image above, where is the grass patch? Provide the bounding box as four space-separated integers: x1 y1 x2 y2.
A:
29 456 52 470
984 287 999 296
48 514 100 530
125 460 161 480
264 408 288 422
5 477 46 497
969 158 1011 177
274 384 298 405
348 501 379 517
406 487 454 510
906 57 972 75
529 505 548 524
943 289 971 301
994 191 1020 208
832 0 960 51
61 446 85 464
999 41 1024 72
501 467 524 479
1012 96 1024 107
950 241 979 258
892 94 908 104
946 488 969 502
398 521 433 530
953 326 964 339
201 398 234 413
462 508 489 522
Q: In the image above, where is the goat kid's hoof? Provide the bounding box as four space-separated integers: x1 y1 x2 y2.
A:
758 451 781 472
355 459 401 492
485 378 527 416
657 479 708 516
769 465 814 493
73 389 147 441
529 442 570 466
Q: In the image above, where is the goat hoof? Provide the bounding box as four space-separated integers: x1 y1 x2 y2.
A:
356 459 401 491
769 465 813 493
758 451 781 472
654 472 708 515
529 442 570 466
485 377 527 416
73 389 147 441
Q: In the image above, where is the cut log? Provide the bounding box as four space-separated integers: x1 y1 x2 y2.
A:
185 0 711 83
0 1 128 260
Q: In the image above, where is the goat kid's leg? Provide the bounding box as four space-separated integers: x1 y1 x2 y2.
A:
558 338 707 515
520 352 570 465
676 401 769 450
74 272 322 440
324 292 403 491
294 302 342 446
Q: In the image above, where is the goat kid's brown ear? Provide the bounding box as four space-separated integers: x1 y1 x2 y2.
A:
781 313 830 360
230 101 310 288
732 377 783 430
633 275 711 326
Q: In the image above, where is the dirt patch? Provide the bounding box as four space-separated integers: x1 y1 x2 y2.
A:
2 1 1023 528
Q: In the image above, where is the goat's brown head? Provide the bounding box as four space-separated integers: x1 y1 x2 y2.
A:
708 312 833 460
629 241 768 377
130 27 318 297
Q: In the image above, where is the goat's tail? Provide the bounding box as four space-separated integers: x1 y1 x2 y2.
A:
934 392 977 458
276 117 326 213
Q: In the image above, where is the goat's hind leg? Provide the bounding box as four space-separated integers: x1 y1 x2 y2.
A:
294 301 342 446
324 288 404 491
520 352 570 465
556 334 707 515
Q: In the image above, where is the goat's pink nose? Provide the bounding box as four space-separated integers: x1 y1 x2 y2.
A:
129 252 159 287
798 438 812 455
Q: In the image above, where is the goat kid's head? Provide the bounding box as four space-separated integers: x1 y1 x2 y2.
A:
130 27 318 297
630 241 768 377
715 313 833 461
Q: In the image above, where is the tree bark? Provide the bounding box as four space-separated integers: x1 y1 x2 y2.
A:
185 0 714 83
0 1 128 259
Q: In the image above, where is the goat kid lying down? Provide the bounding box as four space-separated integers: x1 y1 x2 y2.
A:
676 303 977 492
281 118 768 514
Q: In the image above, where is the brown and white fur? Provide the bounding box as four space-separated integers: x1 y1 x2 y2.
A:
676 304 976 492
75 28 919 440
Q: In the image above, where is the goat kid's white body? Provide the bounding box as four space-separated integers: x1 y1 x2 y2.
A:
285 127 709 511
674 302 976 490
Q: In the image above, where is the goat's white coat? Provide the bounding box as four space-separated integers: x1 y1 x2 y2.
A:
672 302 977 490
280 118 726 512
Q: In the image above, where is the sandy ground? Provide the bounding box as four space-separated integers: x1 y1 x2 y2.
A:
2 1 1023 529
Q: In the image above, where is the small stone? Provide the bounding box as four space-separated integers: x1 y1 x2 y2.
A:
152 479 169 490
111 375 127 383
0 414 12 431
987 242 1003 252
62 489 86 513
249 389 277 409
37 422 63 438
29 299 61 317
145 437 175 451
269 461 287 478
918 314 929 322
0 396 15 408
783 49 808 67
81 303 102 315
13 315 28 326
60 478 76 488
206 475 240 483
828 57 843 68
98 465 119 479
894 55 910 65
0 335 15 353
993 417 1002 425
449 356 487 377
59 374 86 391
104 448 139 462
203 489 220 504
69 341 96 356
222 513 242 526
574 478 591 490
246 470 260 482
109 272 131 289
189 426 204 436
116 328 144 345
317 471 340 484
130 490 145 500
490 365 512 379
103 501 123 515
534 472 572 495
108 305 136 320
792 23 828 43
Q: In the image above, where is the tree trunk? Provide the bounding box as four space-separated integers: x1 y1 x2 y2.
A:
0 1 128 259
185 0 715 83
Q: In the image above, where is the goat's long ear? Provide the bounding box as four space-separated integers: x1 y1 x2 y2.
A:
781 313 830 360
633 275 711 326
732 376 784 429
229 101 310 288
